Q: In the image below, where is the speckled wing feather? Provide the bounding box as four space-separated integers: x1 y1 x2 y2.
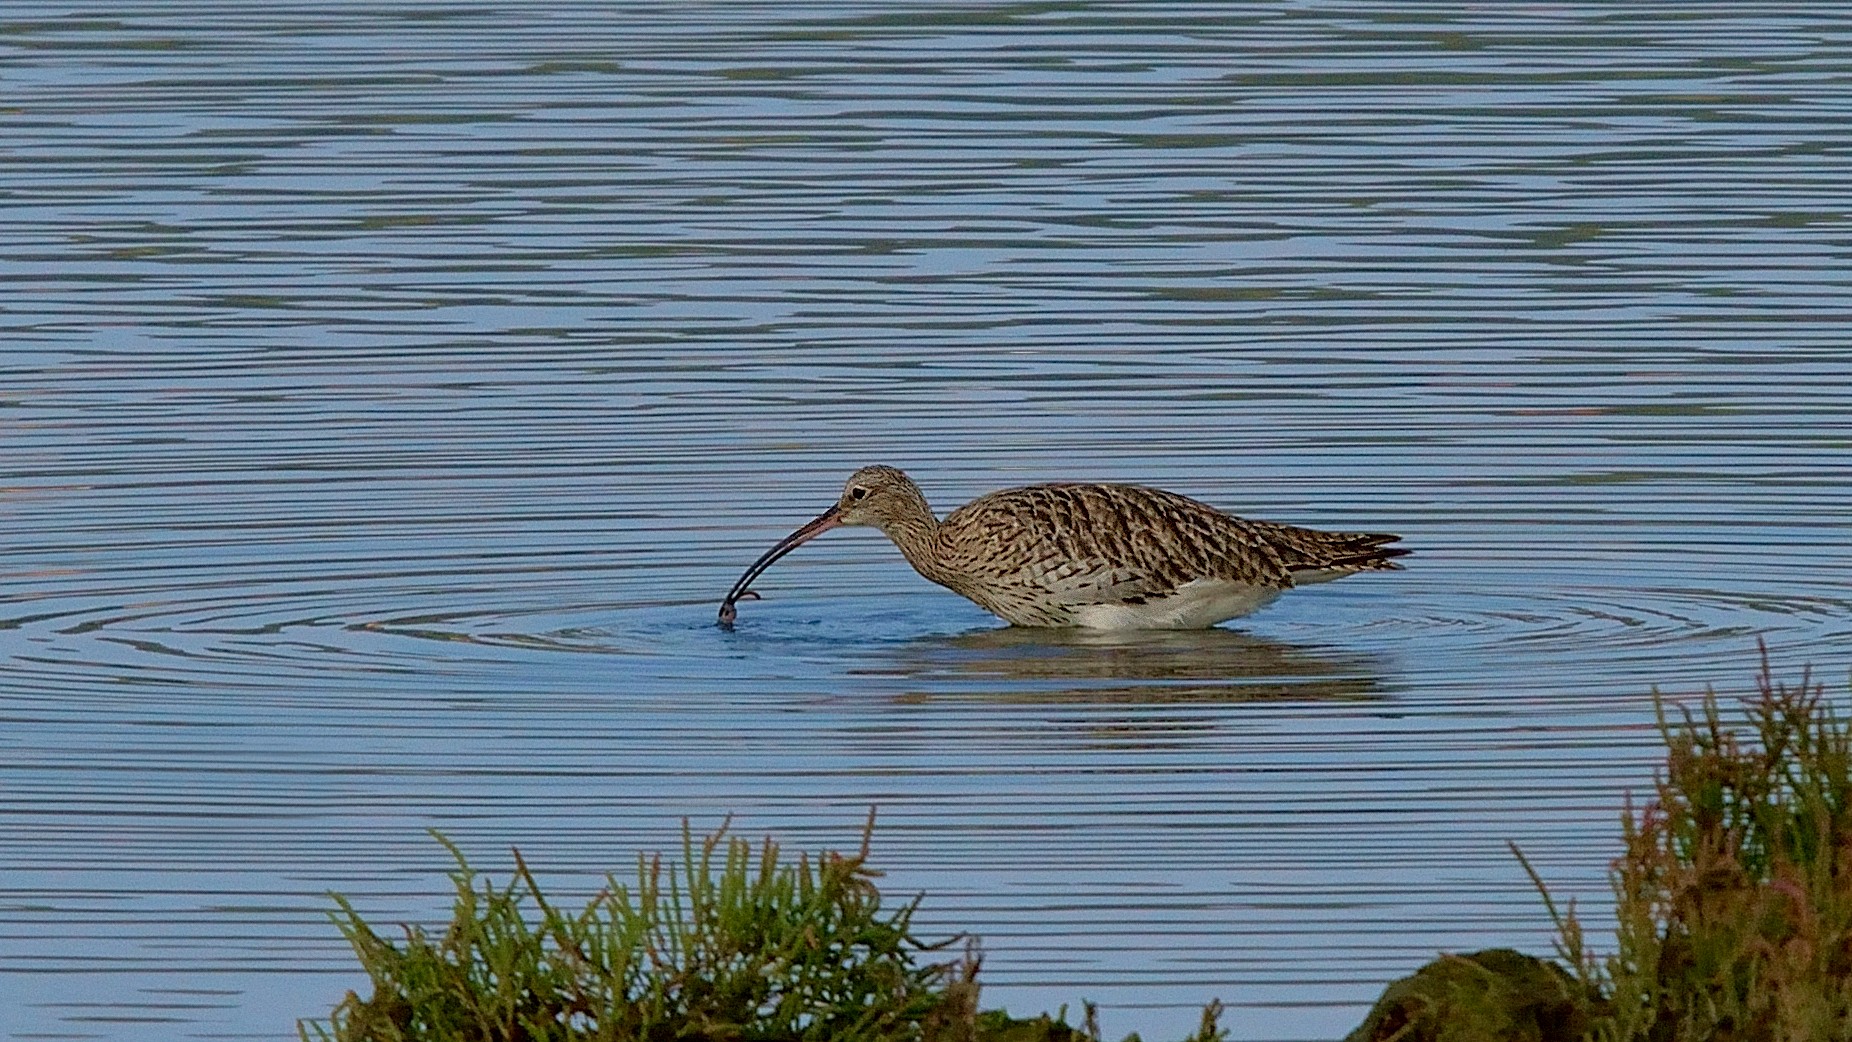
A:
932 483 1403 609
931 484 1280 603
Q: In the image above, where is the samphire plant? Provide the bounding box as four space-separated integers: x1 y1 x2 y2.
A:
300 810 1226 1042
1525 650 1852 1042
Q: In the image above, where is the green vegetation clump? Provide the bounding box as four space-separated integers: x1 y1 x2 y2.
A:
1344 947 1598 1042
301 811 1225 1042
1532 655 1852 1042
304 655 1851 1042
1548 655 1852 1036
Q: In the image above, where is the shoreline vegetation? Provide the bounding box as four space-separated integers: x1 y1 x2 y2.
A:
302 654 1850 1042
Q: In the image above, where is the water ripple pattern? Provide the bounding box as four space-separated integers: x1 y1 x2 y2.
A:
3 4 1851 1041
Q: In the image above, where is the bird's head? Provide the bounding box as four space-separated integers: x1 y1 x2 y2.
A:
717 465 938 625
834 464 931 531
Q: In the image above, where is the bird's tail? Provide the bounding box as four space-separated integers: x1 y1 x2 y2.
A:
1288 532 1409 585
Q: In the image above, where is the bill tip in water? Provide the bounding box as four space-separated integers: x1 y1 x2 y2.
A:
716 589 761 627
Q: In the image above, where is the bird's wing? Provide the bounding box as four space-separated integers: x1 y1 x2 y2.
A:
1027 556 1176 606
937 483 1298 605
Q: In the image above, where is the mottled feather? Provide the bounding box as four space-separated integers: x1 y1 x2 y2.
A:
924 482 1402 626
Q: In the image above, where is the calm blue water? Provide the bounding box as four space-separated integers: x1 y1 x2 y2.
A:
4 4 1851 1040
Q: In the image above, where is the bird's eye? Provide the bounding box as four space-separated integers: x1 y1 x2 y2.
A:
848 486 869 501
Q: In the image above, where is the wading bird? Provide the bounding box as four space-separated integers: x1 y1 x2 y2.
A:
718 465 1406 630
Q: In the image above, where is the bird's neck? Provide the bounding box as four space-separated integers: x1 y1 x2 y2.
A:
879 509 944 577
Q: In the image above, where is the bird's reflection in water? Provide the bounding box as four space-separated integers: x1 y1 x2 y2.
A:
868 625 1386 706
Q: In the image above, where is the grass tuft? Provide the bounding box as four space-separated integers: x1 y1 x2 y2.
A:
302 810 975 1041
301 810 1227 1042
1523 646 1852 1042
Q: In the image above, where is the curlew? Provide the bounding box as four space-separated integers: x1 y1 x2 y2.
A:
718 465 1407 630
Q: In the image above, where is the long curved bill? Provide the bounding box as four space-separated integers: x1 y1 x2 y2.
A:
717 503 843 626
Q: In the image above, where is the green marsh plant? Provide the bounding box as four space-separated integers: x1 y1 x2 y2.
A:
301 811 1225 1042
1522 651 1852 1042
303 811 972 1042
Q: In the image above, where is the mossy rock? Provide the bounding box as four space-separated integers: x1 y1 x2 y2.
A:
1345 948 1599 1042
969 1009 1091 1042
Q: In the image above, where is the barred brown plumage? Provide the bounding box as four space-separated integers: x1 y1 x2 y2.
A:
718 465 1408 629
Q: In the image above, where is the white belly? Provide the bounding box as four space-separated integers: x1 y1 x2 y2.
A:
1069 579 1281 630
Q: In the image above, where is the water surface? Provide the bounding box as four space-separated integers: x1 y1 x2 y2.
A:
4 4 1852 1040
